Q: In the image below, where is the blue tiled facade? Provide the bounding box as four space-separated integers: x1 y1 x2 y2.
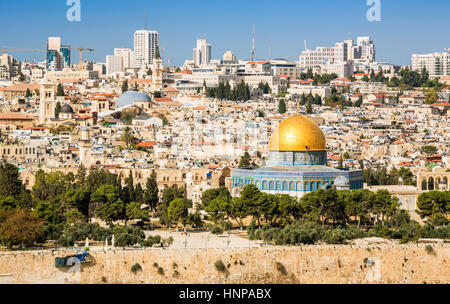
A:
232 167 364 195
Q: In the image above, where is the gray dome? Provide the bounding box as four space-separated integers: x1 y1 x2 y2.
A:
334 176 350 187
60 104 74 114
116 91 151 108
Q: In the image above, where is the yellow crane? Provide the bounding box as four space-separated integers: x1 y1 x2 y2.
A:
60 46 95 70
1 47 43 55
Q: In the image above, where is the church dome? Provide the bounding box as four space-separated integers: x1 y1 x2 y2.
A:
116 91 151 108
269 115 326 152
60 104 74 114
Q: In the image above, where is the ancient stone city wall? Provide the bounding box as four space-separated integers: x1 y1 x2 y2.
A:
0 244 448 284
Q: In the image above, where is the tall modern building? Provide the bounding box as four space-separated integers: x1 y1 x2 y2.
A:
46 37 71 71
114 48 134 70
412 52 450 79
133 30 159 69
193 38 211 66
106 55 123 76
299 36 375 70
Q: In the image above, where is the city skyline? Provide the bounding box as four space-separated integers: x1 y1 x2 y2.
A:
1 0 449 66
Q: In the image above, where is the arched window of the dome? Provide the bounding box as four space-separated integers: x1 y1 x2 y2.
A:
289 182 294 191
304 182 309 191
263 181 268 190
282 182 288 191
316 181 321 190
256 181 261 189
276 182 281 191
269 181 274 190
296 182 302 191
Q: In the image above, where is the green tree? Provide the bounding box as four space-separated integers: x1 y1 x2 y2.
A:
91 185 125 224
168 198 190 227
0 196 17 211
55 101 61 118
25 88 32 98
121 81 129 93
0 164 22 197
417 191 449 222
33 200 61 225
425 88 438 104
121 127 134 148
227 197 248 230
306 102 313 114
56 83 65 96
203 192 231 224
240 185 263 226
158 185 185 227
372 189 400 224
238 152 252 168
421 145 438 155
143 171 159 211
126 201 149 224
278 99 286 114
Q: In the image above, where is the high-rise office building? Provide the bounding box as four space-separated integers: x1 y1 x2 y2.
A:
356 37 376 62
114 48 134 70
133 30 159 69
46 37 71 70
193 38 211 66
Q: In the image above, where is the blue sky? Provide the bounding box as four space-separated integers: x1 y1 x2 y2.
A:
1 0 449 66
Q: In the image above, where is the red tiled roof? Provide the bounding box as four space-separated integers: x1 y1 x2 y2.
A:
154 98 173 102
137 141 157 148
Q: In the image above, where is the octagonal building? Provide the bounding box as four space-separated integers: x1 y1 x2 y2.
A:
231 114 364 198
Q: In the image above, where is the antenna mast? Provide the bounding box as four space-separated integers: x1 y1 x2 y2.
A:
251 25 255 61
144 10 147 30
269 37 272 60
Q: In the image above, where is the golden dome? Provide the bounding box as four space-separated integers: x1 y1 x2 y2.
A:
269 115 326 152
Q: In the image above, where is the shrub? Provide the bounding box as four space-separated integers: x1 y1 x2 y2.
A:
142 235 162 247
215 260 226 272
57 235 75 247
43 223 65 241
163 236 174 247
114 233 140 247
131 263 142 273
157 267 164 275
210 225 224 235
425 245 434 255
275 262 287 275
221 221 233 232
374 223 392 239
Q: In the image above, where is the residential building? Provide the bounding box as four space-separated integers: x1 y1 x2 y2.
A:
412 52 450 79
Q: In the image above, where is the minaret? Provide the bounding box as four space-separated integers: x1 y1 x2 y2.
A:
152 52 163 92
79 127 93 167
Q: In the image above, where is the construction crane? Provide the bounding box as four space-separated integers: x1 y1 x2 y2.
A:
1 47 42 55
60 46 95 70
